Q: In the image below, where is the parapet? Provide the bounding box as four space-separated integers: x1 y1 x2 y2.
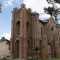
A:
21 4 26 8
32 11 39 15
28 8 32 13
13 7 17 12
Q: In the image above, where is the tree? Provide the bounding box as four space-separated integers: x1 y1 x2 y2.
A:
44 0 60 21
54 0 60 3
0 37 6 41
0 3 2 13
47 0 60 4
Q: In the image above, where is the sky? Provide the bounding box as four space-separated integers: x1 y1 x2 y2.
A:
0 0 60 40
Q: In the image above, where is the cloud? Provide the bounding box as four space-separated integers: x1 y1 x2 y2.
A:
0 32 11 40
23 0 52 20
55 3 60 8
3 0 14 7
23 0 52 13
40 13 50 20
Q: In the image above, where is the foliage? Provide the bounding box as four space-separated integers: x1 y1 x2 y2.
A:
54 0 60 3
44 7 60 20
0 37 6 41
33 47 39 51
0 56 10 60
27 57 60 60
46 0 60 4
44 7 53 16
0 3 2 13
44 0 60 21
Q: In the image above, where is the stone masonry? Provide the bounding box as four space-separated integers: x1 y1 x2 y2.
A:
10 4 60 60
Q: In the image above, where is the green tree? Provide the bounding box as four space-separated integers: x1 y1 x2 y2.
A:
0 3 2 13
44 0 60 21
47 0 60 4
54 0 60 3
0 37 6 41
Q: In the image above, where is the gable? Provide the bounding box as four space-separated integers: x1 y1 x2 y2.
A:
47 17 56 27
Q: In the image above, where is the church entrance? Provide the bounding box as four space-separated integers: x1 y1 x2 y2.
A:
27 40 31 56
48 43 52 58
15 40 19 58
40 40 43 57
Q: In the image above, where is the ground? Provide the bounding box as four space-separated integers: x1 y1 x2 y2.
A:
28 58 60 60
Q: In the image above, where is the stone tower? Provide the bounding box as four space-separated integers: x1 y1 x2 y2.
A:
10 4 40 60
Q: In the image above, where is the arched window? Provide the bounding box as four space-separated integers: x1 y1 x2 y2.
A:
26 21 29 33
16 21 20 36
41 27 43 38
27 40 30 48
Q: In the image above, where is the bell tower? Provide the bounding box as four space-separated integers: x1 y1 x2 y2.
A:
10 4 30 60
10 4 40 60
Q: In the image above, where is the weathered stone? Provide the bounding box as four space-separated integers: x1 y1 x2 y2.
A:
10 4 60 60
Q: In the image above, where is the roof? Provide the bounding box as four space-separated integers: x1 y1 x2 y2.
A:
46 17 59 24
40 17 59 25
39 19 48 24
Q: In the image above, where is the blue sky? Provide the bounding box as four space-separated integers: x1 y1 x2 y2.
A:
0 0 23 39
0 0 60 40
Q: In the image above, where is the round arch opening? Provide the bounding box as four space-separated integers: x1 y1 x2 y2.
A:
15 40 19 58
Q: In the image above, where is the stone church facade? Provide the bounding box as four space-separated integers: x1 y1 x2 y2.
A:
10 4 60 60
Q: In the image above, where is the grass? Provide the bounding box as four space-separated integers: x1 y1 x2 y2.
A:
0 57 60 60
49 58 60 60
28 57 60 60
0 56 10 60
0 59 10 60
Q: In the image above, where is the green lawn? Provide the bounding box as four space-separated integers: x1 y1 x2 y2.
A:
47 58 60 60
28 57 60 60
0 58 60 60
39 58 60 60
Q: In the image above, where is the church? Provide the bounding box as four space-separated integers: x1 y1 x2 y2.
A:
10 4 60 60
